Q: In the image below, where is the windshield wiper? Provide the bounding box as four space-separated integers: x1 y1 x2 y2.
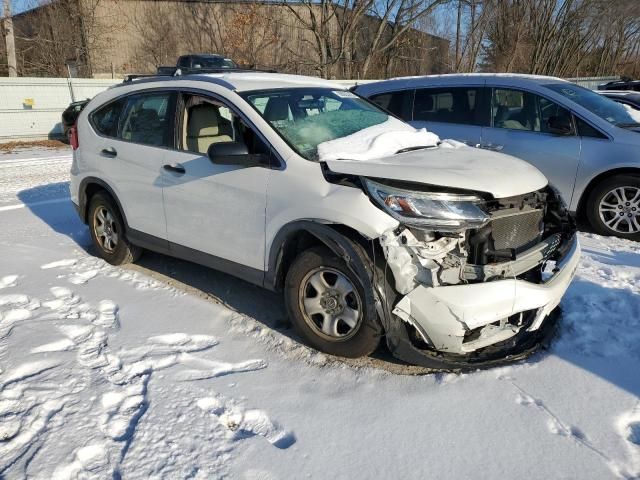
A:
395 146 431 154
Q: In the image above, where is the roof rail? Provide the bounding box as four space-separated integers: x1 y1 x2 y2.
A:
122 66 276 83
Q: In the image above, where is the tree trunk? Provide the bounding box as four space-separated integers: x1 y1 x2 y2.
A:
2 0 17 76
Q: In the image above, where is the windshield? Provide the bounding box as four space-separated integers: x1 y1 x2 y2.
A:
242 88 401 160
545 83 640 127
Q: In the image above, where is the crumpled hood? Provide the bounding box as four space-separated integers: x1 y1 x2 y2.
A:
324 144 548 199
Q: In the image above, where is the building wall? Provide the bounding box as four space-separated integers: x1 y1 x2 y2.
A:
10 0 449 79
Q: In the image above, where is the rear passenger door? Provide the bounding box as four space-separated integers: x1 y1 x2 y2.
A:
89 91 175 242
481 87 581 204
411 86 489 146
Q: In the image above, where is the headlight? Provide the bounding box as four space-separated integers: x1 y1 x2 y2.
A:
364 178 489 230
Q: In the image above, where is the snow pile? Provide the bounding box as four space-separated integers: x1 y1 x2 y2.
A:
317 117 440 161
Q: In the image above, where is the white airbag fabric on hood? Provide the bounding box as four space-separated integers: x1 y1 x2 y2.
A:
317 118 440 161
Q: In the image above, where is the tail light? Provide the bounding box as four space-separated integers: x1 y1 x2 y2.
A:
70 125 79 150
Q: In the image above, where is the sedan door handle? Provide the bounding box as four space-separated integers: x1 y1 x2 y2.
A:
163 163 186 175
101 147 117 157
479 143 504 152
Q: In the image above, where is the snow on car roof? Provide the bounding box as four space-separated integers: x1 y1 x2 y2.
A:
188 72 345 92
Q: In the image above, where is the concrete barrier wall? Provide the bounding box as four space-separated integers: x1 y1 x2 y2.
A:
0 75 620 143
0 77 119 142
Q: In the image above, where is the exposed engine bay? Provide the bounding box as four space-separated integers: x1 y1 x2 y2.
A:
379 187 575 294
368 180 579 361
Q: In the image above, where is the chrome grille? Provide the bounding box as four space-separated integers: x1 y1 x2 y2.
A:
491 209 544 252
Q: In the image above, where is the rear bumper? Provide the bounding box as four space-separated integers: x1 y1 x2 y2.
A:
392 235 580 357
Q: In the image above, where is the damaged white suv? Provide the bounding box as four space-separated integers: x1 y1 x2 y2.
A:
70 71 580 368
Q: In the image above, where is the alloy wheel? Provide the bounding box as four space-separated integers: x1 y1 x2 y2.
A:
598 186 640 234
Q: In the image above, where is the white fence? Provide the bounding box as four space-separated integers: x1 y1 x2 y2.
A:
567 76 619 90
0 77 119 142
0 75 621 143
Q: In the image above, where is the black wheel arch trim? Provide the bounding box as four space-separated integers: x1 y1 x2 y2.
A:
78 177 129 227
266 221 384 331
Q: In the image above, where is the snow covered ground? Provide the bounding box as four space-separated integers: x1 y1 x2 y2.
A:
0 148 639 480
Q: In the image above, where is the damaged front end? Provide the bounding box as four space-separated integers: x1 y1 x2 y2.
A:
365 178 580 369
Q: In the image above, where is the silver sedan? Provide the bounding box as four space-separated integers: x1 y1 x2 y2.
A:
356 74 640 240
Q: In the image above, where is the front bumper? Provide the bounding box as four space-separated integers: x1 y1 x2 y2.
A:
392 235 580 356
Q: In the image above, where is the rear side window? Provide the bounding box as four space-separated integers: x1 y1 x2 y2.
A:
91 100 125 138
120 92 176 148
413 87 486 125
369 90 413 119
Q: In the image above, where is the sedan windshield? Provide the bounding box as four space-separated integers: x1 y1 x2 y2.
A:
242 88 400 160
545 83 640 128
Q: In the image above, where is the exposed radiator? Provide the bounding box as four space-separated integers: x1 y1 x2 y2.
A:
491 209 544 253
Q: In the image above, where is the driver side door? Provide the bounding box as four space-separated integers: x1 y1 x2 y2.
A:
161 92 271 279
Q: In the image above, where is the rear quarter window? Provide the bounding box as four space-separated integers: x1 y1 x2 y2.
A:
90 100 125 138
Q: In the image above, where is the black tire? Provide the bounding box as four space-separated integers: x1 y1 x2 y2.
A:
585 174 640 240
88 192 142 265
284 246 380 358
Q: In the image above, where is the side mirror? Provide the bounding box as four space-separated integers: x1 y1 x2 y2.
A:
207 142 269 168
547 115 573 136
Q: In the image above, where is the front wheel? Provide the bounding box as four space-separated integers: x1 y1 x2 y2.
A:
586 175 640 240
284 247 381 358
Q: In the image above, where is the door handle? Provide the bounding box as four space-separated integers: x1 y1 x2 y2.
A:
163 163 186 175
479 144 504 152
101 147 117 157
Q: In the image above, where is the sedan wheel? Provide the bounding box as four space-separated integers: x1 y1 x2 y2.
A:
598 186 640 235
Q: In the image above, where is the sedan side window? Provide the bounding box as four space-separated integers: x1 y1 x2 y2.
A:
120 92 176 147
413 87 485 125
492 88 574 135
369 90 413 118
492 89 540 131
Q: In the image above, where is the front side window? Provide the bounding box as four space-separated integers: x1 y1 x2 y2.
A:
91 99 125 138
120 92 175 147
179 94 269 156
413 87 485 125
544 83 640 128
243 88 393 160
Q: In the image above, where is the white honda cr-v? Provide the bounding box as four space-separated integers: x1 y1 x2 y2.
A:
70 70 580 369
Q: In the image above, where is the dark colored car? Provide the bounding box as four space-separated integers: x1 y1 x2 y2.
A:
176 54 237 72
61 99 90 139
598 78 640 91
599 91 640 111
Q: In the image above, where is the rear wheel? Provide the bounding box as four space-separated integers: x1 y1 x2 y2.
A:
586 175 640 240
88 192 141 265
284 246 380 358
